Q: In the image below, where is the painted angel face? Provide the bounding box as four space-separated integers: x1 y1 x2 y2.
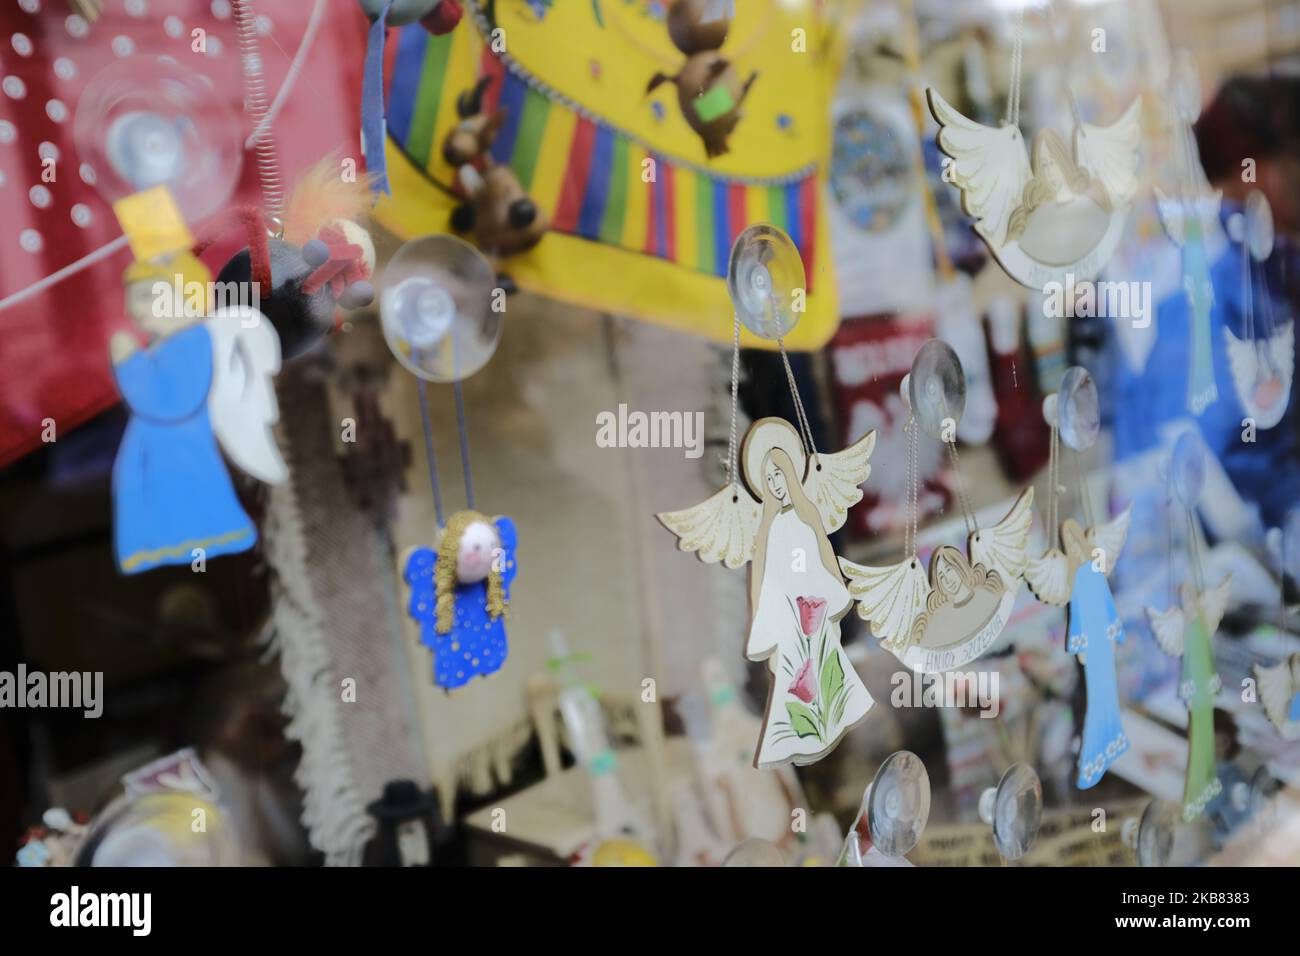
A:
126 279 189 338
934 550 972 603
456 520 500 584
764 458 790 505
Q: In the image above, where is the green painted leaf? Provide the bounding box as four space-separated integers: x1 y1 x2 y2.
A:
784 701 821 739
819 651 844 715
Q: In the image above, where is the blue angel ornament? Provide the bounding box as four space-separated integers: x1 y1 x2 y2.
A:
1026 508 1133 788
404 511 518 689
110 262 287 575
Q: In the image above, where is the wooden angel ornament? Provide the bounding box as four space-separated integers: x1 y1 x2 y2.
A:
926 5 1140 289
841 489 1034 674
1025 368 1132 787
111 256 286 575
1146 576 1232 822
839 339 1034 673
1255 653 1300 740
658 418 876 768
1027 510 1133 787
404 512 518 689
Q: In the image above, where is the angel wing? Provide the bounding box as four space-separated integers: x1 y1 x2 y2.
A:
1025 549 1071 606
1154 185 1225 253
1255 658 1298 731
969 487 1035 586
1086 504 1132 576
1224 324 1258 386
206 306 288 485
839 555 931 651
656 483 761 569
1074 98 1142 206
1195 575 1233 634
1146 605 1185 658
803 430 875 535
1271 323 1296 378
927 88 1032 248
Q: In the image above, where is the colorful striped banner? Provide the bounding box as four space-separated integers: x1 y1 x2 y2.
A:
383 23 818 288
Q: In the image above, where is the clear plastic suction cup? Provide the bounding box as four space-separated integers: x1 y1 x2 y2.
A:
1057 366 1101 452
840 751 930 866
380 235 499 383
979 763 1042 861
1171 431 1206 509
723 837 787 867
908 339 966 441
727 224 805 340
1245 192 1275 263
74 57 242 223
1122 799 1179 867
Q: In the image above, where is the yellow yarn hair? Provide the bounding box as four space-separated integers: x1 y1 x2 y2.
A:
434 511 506 635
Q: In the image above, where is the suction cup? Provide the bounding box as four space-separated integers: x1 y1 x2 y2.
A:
1170 49 1202 123
978 763 1042 861
908 339 966 441
1171 431 1206 509
841 750 930 865
722 837 787 867
380 235 499 383
1057 366 1100 453
1245 191 1275 263
727 224 805 340
1122 799 1179 867
74 57 242 223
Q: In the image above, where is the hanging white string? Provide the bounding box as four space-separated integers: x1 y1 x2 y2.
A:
777 338 817 457
1006 0 1026 127
1071 441 1095 528
904 417 921 559
945 440 977 536
1046 420 1060 542
244 0 328 149
725 312 742 485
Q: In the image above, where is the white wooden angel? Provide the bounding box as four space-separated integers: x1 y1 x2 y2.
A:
927 88 1141 288
1146 576 1233 821
839 488 1034 673
1026 508 1133 788
1255 653 1300 741
657 418 875 768
111 282 286 575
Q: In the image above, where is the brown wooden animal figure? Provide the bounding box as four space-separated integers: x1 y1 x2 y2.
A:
443 77 548 258
647 0 757 159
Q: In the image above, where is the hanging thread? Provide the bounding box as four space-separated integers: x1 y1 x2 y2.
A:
945 440 977 536
725 313 742 485
416 380 445 528
904 417 921 559
1006 0 1026 127
453 380 476 511
777 338 817 457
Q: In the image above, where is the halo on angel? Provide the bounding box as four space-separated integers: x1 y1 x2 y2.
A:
657 417 877 769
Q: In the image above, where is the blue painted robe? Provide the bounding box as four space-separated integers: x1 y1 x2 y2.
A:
112 325 256 574
1069 562 1129 788
405 518 518 689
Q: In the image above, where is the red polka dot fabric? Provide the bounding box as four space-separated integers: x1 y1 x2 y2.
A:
0 0 367 465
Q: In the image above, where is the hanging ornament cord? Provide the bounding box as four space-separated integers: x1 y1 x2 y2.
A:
416 381 445 528
945 439 978 537
725 312 742 485
904 416 921 560
777 338 817 458
1071 440 1095 529
1046 420 1060 543
1005 0 1026 128
453 380 477 512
